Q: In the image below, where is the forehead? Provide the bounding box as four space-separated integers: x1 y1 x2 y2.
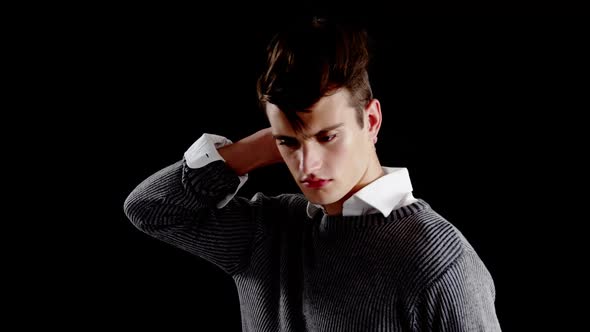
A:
266 89 354 135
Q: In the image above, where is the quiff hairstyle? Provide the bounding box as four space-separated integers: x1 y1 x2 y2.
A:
257 17 373 133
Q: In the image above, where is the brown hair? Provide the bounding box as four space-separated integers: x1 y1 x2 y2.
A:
257 17 373 132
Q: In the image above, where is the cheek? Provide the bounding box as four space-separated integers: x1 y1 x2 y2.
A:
331 136 367 169
282 152 300 172
334 135 357 154
329 144 347 159
322 141 350 167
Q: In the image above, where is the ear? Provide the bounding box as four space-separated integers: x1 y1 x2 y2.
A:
364 99 382 144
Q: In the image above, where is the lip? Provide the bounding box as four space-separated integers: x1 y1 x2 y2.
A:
302 179 332 189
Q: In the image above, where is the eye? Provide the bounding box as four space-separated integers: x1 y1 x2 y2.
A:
278 139 298 148
320 134 337 142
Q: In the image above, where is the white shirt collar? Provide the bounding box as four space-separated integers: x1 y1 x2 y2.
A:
306 167 416 218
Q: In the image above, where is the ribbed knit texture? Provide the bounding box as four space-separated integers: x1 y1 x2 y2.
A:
124 160 501 331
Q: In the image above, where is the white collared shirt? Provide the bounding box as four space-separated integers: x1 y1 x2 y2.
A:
306 167 418 218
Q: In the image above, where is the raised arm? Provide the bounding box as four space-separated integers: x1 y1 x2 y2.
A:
123 128 283 276
217 127 283 176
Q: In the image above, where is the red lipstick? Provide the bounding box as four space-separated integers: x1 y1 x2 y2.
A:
302 179 332 189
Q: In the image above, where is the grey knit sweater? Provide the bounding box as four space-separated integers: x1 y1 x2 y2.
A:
124 160 501 331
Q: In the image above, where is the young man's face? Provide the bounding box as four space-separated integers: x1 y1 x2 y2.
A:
266 89 382 214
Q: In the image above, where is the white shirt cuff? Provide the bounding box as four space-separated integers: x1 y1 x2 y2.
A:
184 133 248 208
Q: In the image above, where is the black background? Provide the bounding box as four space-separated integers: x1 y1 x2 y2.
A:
18 7 587 331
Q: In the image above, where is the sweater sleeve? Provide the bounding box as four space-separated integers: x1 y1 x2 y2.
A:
123 158 273 276
413 247 501 331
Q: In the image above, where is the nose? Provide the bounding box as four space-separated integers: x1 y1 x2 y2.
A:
298 144 322 175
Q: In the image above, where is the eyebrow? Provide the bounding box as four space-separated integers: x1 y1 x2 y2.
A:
272 123 344 141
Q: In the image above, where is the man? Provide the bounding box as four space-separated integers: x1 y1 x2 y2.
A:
124 17 501 331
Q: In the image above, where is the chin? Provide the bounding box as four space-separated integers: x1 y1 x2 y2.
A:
301 191 342 206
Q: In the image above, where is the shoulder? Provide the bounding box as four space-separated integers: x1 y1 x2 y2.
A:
235 192 309 235
241 192 309 220
247 192 307 208
277 193 310 220
392 200 475 290
275 192 308 207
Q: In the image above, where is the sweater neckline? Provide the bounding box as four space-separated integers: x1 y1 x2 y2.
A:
314 199 431 232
